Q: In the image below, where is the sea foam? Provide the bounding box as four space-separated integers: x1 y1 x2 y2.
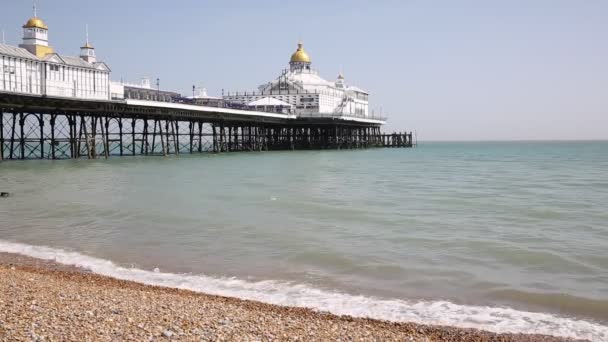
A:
1 239 606 341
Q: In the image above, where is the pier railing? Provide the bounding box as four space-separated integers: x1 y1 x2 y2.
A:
296 112 388 122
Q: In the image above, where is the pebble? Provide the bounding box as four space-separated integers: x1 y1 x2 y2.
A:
0 258 577 342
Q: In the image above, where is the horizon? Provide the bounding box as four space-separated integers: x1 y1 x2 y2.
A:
417 138 608 142
1 0 606 141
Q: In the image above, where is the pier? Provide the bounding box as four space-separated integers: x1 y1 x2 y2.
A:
0 92 413 161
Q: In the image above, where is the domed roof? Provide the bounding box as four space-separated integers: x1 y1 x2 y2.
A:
290 42 311 63
23 17 48 30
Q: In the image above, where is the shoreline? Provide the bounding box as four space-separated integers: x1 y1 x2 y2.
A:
0 252 580 341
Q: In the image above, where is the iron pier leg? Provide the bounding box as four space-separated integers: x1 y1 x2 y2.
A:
143 120 149 155
189 122 194 154
0 109 3 161
220 123 225 152
198 122 203 153
118 118 123 156
131 119 136 156
38 114 45 159
151 120 158 155
234 126 239 151
160 120 166 156
101 117 109 159
212 124 218 153
50 114 56 159
173 120 179 155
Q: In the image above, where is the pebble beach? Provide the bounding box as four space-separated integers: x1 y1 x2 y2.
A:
0 253 581 342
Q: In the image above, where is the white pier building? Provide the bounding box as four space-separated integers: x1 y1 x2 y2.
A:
223 42 371 118
0 10 110 100
0 8 386 126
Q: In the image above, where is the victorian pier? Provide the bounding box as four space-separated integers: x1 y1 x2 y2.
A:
0 92 412 161
1 8 413 162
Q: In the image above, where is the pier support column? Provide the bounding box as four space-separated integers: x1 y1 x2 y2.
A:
38 114 44 159
131 119 136 156
118 118 124 156
0 109 4 161
50 114 57 159
9 112 16 160
160 120 167 156
220 123 225 152
198 122 203 153
189 122 194 154
19 112 25 159
212 124 218 153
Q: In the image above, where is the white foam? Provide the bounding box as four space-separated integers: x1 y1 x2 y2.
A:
1 239 606 341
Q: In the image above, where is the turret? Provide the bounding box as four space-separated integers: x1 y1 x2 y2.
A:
336 72 345 88
80 25 96 63
19 4 54 58
289 41 311 72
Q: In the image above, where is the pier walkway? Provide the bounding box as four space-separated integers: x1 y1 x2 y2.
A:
0 92 413 160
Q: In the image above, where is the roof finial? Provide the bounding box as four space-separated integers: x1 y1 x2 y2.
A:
33 0 37 17
85 24 89 45
1 30 5 44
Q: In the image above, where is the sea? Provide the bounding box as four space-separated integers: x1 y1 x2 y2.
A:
1 141 607 341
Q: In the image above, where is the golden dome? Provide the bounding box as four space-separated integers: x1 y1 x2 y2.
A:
290 42 311 63
23 17 48 30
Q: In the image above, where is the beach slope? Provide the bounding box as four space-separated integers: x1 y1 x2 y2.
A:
0 254 579 341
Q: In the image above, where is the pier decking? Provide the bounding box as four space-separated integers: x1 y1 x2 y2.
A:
0 92 413 160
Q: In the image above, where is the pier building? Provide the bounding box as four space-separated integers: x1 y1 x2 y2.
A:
0 8 412 162
110 78 180 102
0 9 110 100
224 42 370 118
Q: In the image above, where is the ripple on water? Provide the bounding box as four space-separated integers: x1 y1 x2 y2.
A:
1 142 608 332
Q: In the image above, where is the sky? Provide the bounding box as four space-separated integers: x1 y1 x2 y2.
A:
1 0 607 141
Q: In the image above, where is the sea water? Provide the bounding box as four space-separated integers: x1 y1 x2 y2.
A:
1 141 607 340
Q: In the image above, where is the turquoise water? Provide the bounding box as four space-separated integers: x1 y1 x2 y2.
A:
1 142 607 340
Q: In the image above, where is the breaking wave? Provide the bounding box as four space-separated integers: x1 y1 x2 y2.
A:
1 240 606 341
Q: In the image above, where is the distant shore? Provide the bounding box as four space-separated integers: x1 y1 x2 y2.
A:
0 252 579 341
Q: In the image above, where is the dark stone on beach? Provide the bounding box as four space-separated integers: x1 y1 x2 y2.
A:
0 192 10 198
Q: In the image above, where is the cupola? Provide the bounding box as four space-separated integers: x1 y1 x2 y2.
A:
19 4 54 58
289 41 312 71
80 25 96 63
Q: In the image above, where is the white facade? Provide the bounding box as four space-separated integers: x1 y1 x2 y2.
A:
0 45 44 94
110 77 155 100
0 14 111 100
224 42 370 118
43 55 110 100
22 26 49 48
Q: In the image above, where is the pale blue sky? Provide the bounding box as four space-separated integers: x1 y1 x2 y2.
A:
2 0 607 140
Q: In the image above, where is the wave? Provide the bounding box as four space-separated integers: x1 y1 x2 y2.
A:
0 239 606 341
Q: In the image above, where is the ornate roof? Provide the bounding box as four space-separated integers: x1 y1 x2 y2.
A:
290 42 311 63
23 17 48 30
